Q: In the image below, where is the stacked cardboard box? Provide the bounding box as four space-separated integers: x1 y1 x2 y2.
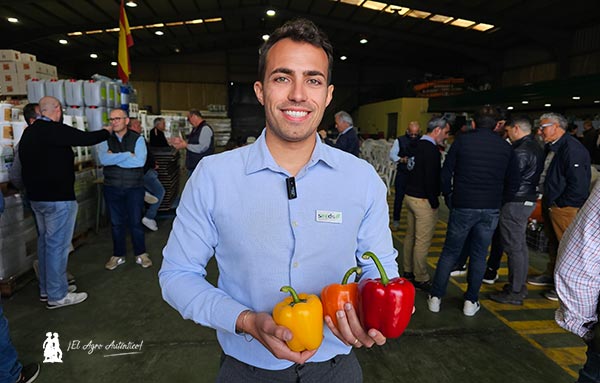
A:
0 49 57 96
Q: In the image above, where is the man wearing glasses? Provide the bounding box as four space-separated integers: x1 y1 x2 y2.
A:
527 113 591 301
98 109 153 271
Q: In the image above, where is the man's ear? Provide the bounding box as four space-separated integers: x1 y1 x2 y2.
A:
254 81 264 105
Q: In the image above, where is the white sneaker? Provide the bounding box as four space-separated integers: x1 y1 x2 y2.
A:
427 295 441 313
40 285 77 302
105 256 126 270
136 253 153 268
144 191 159 204
47 292 88 309
142 217 158 231
463 300 480 316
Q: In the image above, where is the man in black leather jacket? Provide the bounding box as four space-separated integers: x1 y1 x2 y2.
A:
490 116 544 305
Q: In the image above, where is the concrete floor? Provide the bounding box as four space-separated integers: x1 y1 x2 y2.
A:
2 201 583 382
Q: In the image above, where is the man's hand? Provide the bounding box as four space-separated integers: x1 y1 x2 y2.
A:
103 125 113 133
324 302 386 349
170 137 187 150
243 311 318 364
318 130 327 140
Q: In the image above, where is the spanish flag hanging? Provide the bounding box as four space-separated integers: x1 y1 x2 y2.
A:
118 0 134 83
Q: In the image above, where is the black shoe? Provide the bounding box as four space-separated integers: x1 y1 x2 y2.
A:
450 264 467 277
402 272 415 281
16 363 40 383
482 267 498 284
502 283 528 298
413 280 432 292
489 290 523 305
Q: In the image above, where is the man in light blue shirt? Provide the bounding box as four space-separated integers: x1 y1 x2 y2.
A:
98 109 152 270
159 19 399 382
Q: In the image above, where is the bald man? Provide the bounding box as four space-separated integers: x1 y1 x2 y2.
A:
19 96 111 309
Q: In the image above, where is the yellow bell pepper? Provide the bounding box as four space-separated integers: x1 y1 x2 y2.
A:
273 285 323 352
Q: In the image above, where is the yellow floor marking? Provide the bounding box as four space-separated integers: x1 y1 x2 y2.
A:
391 200 584 378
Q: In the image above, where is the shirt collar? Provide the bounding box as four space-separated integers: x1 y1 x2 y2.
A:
420 135 436 145
245 128 338 176
340 126 353 135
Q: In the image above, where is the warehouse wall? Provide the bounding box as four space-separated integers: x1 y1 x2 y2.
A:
355 98 430 138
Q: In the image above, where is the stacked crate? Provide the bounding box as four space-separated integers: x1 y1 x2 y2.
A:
151 147 180 211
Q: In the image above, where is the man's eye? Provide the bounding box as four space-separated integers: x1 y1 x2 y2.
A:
307 79 322 85
274 77 289 83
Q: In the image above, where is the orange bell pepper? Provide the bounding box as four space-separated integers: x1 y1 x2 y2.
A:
273 285 323 352
320 267 362 328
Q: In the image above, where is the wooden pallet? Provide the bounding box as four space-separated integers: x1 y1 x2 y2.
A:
0 269 36 298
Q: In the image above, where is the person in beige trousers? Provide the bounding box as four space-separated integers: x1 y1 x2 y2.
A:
402 117 450 291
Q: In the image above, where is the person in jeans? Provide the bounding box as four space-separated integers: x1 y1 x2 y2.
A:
428 106 519 316
402 117 449 291
489 116 544 305
129 118 165 231
555 181 600 383
19 96 109 309
98 109 152 270
527 112 590 301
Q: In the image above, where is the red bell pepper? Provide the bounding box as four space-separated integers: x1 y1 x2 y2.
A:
358 251 415 339
321 267 362 328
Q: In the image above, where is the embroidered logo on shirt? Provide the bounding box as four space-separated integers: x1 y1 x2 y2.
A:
316 210 342 224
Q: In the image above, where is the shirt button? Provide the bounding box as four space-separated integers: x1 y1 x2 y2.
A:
293 262 299 268
292 221 298 227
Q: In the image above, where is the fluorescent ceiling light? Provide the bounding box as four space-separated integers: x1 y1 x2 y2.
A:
407 10 431 19
68 32 83 36
126 1 137 7
90 53 98 59
155 30 164 36
507 106 514 110
359 38 368 44
472 23 494 32
166 21 184 26
266 9 276 16
340 56 347 61
362 1 387 11
544 103 551 107
185 19 203 24
7 17 18 23
111 61 117 66
105 28 120 33
59 39 68 45
86 30 103 35
450 19 476 28
521 101 529 104
572 96 581 100
595 100 600 104
145 23 164 28
429 15 453 23
340 0 363 5
204 18 222 23
262 34 269 41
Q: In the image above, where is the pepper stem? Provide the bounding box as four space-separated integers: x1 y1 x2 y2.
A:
362 252 389 286
341 267 362 285
280 286 306 306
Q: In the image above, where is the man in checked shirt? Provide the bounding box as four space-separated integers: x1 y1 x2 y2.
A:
555 180 600 383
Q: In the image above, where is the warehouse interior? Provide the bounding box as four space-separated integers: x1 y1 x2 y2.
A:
2 0 600 382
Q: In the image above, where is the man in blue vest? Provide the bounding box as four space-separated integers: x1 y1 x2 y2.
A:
171 109 214 176
98 109 152 270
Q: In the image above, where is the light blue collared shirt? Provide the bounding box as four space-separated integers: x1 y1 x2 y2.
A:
159 129 398 370
96 135 146 168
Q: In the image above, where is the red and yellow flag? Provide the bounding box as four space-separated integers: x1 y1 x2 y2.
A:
118 0 134 83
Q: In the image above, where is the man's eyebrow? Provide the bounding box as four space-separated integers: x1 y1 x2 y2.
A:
269 68 326 78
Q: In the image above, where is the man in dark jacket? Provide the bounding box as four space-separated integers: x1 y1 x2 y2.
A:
489 116 544 305
20 96 110 309
527 112 591 301
428 106 519 316
402 117 449 291
171 109 214 176
389 121 421 230
318 110 360 157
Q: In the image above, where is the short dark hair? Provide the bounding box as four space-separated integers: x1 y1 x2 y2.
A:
258 18 334 84
189 109 202 118
474 106 500 130
23 103 39 126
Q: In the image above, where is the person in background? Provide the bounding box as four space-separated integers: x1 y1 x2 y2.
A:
1 192 41 383
149 117 169 147
318 111 360 156
402 117 449 291
159 18 399 382
489 116 544 305
9 103 77 287
20 96 109 309
98 109 152 270
555 181 600 383
527 112 590 301
389 121 421 231
428 106 519 317
129 118 165 232
170 109 214 176
581 120 599 161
